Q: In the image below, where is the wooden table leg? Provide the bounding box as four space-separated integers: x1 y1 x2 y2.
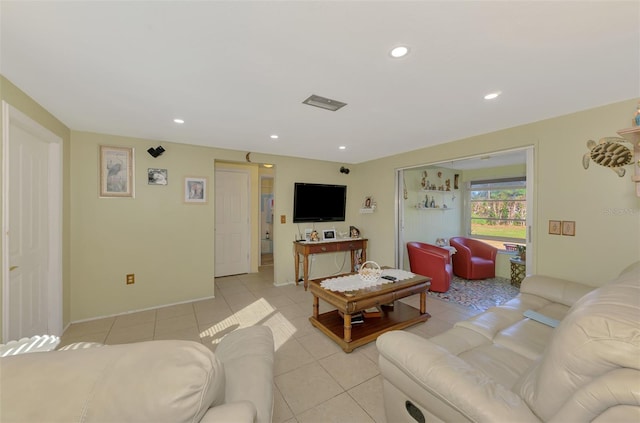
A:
420 291 426 314
294 252 299 286
312 296 319 319
343 313 352 343
303 255 309 290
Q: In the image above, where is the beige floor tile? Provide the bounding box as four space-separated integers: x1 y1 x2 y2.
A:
156 302 195 320
105 321 155 345
348 375 386 423
112 309 157 329
62 317 115 338
274 338 316 376
298 332 343 360
275 362 344 415
273 385 294 423
287 315 318 339
358 340 380 364
154 313 198 335
274 303 307 320
318 350 380 390
295 392 375 423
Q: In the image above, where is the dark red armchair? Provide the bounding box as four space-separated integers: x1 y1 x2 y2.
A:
406 242 452 292
449 237 497 280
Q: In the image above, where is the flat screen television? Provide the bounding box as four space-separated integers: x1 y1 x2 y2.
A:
293 182 347 223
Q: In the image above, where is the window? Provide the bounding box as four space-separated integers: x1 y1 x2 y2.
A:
468 177 526 245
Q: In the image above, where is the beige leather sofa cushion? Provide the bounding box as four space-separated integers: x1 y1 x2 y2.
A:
517 264 640 421
0 340 224 423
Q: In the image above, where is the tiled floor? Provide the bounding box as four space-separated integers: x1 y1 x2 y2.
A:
60 266 480 423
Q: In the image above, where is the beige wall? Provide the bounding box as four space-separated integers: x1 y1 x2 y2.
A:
354 99 640 286
2 72 638 328
0 76 71 340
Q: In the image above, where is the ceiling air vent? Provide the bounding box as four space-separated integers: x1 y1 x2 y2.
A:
302 94 347 112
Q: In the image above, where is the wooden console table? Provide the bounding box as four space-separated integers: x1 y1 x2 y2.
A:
293 238 367 290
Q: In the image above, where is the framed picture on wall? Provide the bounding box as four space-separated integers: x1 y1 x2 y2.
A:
562 220 576 236
148 168 168 185
99 145 134 198
184 177 207 204
548 220 561 235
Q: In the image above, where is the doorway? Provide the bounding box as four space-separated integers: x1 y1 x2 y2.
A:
214 168 251 277
2 101 63 342
395 147 534 276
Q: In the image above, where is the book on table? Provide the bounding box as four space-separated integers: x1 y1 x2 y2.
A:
363 307 382 318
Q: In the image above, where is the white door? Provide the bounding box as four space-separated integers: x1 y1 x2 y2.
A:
2 102 62 342
214 169 250 276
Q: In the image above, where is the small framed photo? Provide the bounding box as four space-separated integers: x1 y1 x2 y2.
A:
100 145 134 198
148 168 168 185
549 220 561 235
562 220 576 236
322 229 336 241
184 177 207 204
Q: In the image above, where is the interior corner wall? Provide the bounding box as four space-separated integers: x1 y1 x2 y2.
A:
0 75 71 340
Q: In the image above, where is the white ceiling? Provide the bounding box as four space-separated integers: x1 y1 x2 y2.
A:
1 1 638 164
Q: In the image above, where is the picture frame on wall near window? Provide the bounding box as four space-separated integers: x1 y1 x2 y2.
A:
184 177 207 204
549 220 561 235
562 220 576 236
99 145 134 198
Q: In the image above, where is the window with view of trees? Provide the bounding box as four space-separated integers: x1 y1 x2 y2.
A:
469 177 526 244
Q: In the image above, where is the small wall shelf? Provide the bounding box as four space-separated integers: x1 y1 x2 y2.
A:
359 207 375 214
419 189 457 210
617 126 640 197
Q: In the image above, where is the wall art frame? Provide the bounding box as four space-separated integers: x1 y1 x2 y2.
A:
548 220 561 235
562 220 576 236
148 168 168 185
184 176 207 204
100 145 134 198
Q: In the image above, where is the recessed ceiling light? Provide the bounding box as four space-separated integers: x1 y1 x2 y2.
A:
173 118 185 124
270 134 279 139
339 146 346 150
390 46 409 58
484 92 501 100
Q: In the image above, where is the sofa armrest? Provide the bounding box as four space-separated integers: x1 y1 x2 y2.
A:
520 275 594 307
377 331 541 423
200 401 256 423
215 326 274 423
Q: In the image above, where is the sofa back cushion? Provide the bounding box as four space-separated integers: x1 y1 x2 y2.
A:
0 340 224 423
516 262 640 421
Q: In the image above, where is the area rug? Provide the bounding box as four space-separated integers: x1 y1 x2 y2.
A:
428 276 520 311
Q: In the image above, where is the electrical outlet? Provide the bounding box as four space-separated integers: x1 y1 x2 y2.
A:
126 274 135 285
280 215 286 224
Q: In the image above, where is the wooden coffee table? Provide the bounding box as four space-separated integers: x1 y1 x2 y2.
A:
308 271 431 352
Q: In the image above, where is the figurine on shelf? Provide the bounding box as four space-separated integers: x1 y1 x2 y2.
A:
635 102 640 126
310 230 320 242
445 179 451 191
350 225 360 238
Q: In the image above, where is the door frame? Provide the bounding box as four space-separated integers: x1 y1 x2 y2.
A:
2 101 63 341
395 146 534 272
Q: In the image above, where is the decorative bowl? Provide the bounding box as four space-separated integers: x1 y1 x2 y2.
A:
358 261 382 282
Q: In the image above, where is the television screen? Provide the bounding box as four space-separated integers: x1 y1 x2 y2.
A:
293 183 347 223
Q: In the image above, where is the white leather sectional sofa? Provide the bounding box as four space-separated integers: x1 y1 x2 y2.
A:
0 326 274 423
377 261 640 422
